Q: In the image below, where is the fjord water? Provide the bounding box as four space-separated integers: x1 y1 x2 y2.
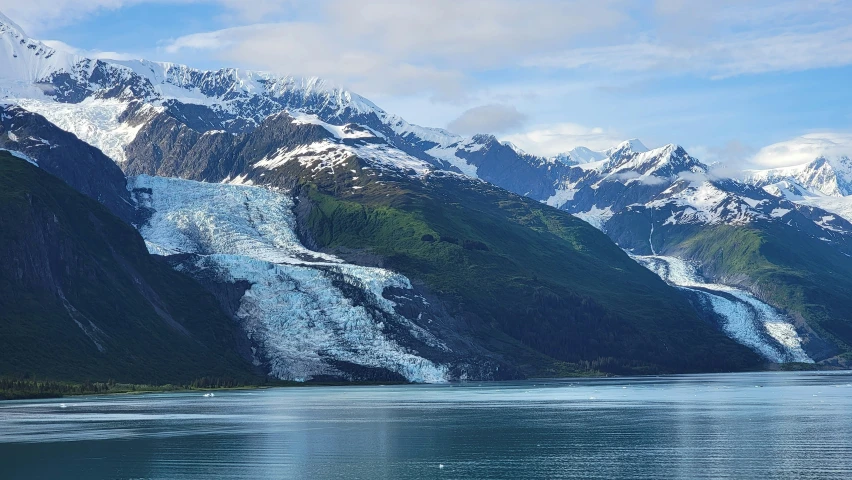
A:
1 372 851 479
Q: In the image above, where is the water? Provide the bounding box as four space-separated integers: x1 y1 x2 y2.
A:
2 371 852 479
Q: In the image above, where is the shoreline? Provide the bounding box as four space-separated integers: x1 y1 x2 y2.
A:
1 363 837 401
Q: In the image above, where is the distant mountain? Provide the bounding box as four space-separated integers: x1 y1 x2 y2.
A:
562 146 607 164
744 156 852 198
739 155 852 231
467 138 852 364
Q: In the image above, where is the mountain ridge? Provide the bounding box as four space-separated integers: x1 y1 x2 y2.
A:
2 10 847 376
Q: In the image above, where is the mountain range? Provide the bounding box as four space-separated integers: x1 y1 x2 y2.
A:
2 11 851 385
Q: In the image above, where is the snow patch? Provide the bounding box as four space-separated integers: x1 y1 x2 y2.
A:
545 186 577 208
574 205 613 230
796 196 852 224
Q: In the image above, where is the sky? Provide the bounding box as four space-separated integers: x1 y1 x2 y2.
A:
1 0 851 168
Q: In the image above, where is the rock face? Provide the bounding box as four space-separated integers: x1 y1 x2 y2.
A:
123 111 333 181
0 152 255 383
0 105 135 222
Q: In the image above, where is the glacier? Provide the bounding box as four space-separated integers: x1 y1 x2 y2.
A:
14 98 159 163
634 255 812 363
129 175 451 383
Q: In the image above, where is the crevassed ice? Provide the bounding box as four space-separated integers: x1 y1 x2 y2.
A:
634 255 812 363
15 98 155 163
129 175 450 382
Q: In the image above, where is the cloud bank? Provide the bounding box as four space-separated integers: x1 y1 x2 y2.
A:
447 104 527 136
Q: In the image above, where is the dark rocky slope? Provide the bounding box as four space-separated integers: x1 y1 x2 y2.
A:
0 105 135 223
0 153 256 383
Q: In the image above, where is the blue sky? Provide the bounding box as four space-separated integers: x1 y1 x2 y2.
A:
2 0 851 167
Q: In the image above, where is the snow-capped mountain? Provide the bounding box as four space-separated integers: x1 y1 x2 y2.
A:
744 156 852 198
1 12 479 174
3 9 851 370
550 140 648 166
434 135 852 363
740 155 852 253
561 146 607 164
465 136 852 254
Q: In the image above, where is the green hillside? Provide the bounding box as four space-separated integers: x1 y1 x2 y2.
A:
286 158 763 375
662 223 852 364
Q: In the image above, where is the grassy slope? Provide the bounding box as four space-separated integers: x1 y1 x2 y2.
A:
289 161 762 375
662 223 852 360
0 153 258 384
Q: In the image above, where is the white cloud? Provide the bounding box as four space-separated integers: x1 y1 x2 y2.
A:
525 26 852 78
0 0 299 33
502 123 624 157
750 132 852 168
214 0 304 22
163 30 231 53
161 21 469 98
41 39 139 61
446 104 527 136
688 141 756 166
6 0 852 101
0 0 177 34
525 0 852 78
607 171 668 185
159 0 631 99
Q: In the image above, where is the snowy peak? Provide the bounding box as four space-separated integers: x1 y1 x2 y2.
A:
0 12 79 85
0 10 384 132
116 60 383 117
567 146 607 164
0 10 26 36
550 139 648 167
605 138 649 159
501 140 527 156
744 155 852 197
606 143 706 179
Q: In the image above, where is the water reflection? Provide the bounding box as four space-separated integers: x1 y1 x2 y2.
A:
1 371 851 479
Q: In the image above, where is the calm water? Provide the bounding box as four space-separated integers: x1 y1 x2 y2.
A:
1 372 852 479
